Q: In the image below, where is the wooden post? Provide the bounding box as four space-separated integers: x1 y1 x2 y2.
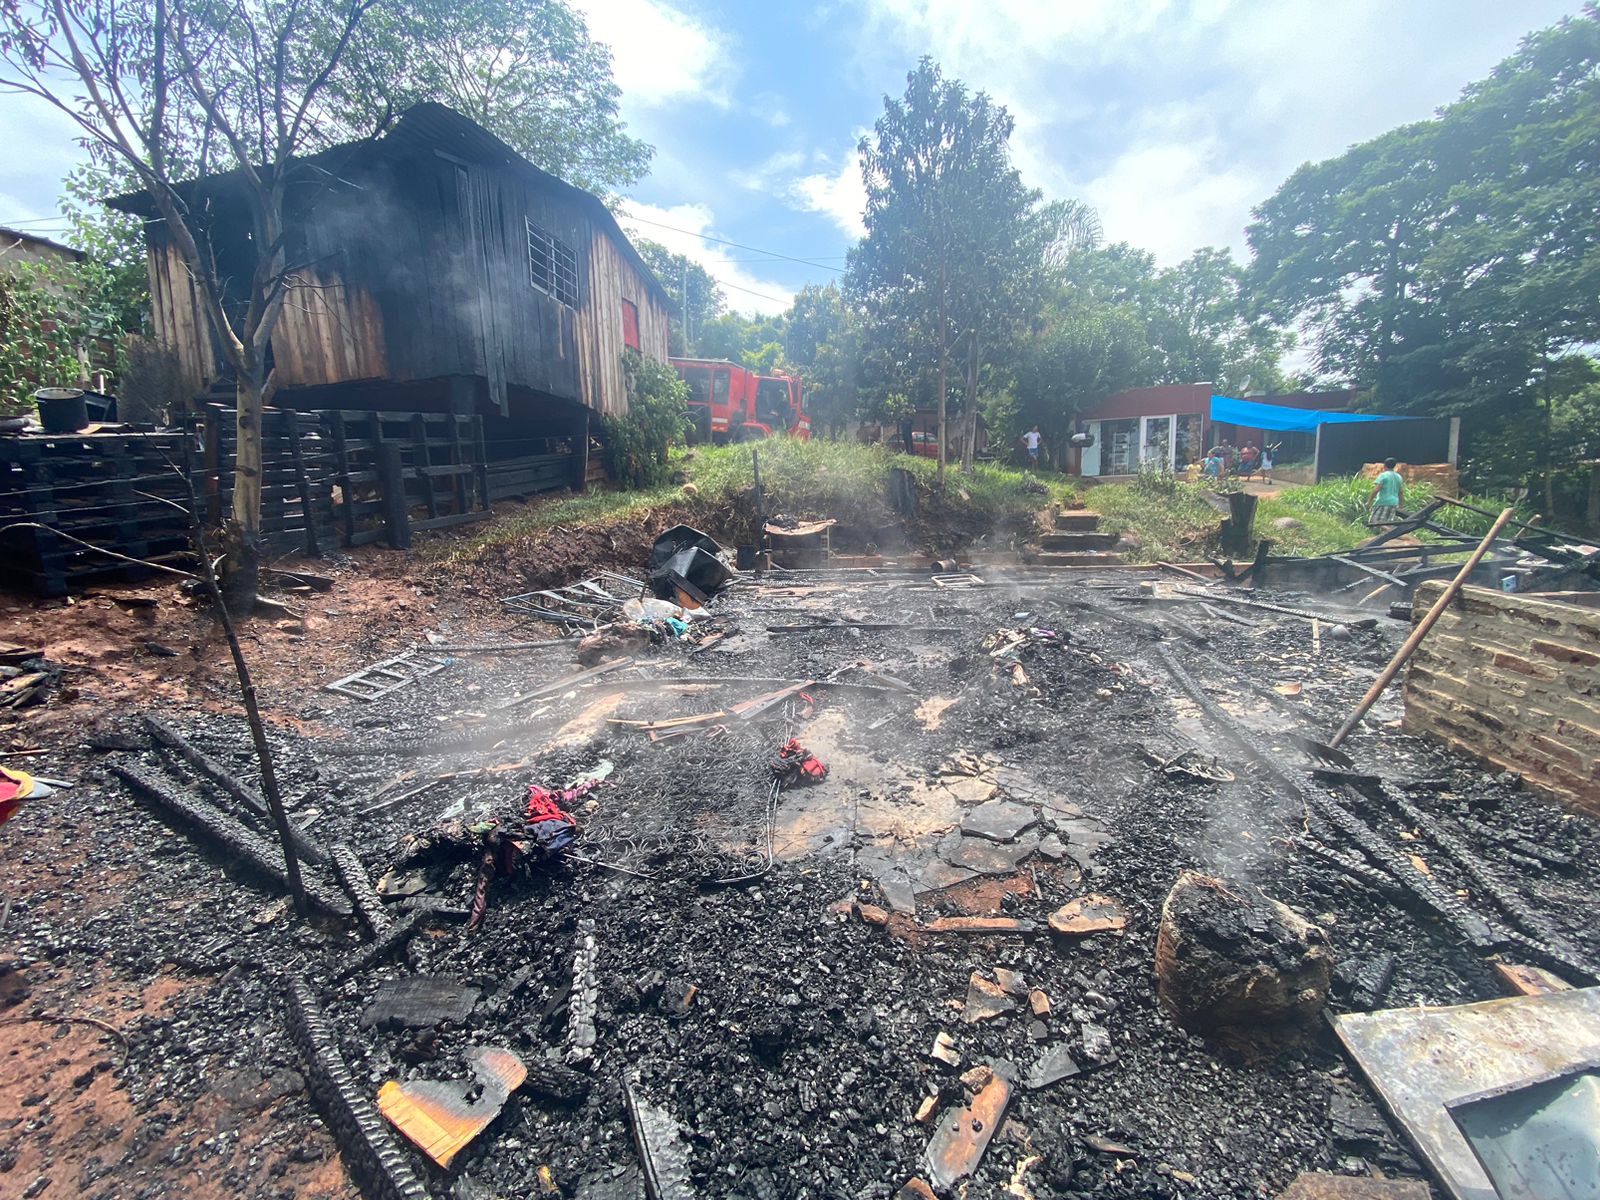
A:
1328 507 1516 748
378 441 411 549
1221 492 1259 558
327 411 356 548
203 405 222 525
447 413 468 515
573 406 590 493
472 415 490 511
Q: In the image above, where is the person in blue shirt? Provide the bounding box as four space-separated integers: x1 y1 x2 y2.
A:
1368 458 1405 524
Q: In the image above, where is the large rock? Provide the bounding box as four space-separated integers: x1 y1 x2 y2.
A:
1154 871 1331 1033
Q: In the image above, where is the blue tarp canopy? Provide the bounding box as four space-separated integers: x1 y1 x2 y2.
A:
1210 394 1401 433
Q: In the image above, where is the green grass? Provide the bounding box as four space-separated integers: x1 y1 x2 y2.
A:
430 440 1524 569
1087 473 1225 563
1086 471 1529 562
431 438 1080 564
1256 477 1529 556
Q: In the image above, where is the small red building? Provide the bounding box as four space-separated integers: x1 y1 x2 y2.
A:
1073 384 1362 476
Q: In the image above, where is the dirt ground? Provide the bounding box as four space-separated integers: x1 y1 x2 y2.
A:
2 512 1597 1200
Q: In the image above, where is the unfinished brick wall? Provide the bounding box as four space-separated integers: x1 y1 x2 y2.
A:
1404 582 1600 817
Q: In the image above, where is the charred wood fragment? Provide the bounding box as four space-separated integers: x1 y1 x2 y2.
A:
520 1058 592 1105
111 760 351 918
1382 790 1598 982
145 714 330 866
332 843 393 937
331 909 426 983
1349 953 1397 1011
624 1076 695 1200
285 980 433 1200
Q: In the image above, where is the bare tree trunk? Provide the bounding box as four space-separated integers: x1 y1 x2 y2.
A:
225 367 265 610
1541 382 1555 518
936 264 948 489
961 332 980 474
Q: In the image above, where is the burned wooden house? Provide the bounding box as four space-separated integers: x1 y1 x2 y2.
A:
113 103 672 494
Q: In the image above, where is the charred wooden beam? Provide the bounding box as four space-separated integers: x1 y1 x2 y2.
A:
331 843 392 938
1319 786 1499 951
1384 790 1598 983
330 909 424 983
1153 646 1498 951
285 981 432 1200
144 714 329 866
111 760 350 917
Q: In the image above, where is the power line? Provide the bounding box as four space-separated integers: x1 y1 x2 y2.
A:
0 216 74 229
707 275 790 306
622 213 846 274
720 255 848 264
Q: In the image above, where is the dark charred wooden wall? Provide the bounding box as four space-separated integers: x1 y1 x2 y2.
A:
142 132 670 422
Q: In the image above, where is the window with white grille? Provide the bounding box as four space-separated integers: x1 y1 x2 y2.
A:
526 219 578 307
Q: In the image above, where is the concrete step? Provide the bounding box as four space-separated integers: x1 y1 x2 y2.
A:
1032 551 1129 567
1054 511 1103 532
1039 530 1120 552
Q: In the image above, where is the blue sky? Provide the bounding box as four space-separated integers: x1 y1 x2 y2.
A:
0 0 1582 315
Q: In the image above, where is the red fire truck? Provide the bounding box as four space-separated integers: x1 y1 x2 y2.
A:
670 357 812 443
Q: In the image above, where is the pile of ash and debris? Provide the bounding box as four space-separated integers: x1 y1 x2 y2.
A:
3 529 1598 1200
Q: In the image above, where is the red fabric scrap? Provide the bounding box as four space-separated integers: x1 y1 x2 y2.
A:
525 784 579 827
771 738 828 785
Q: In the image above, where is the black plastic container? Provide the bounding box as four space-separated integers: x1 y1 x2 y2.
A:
35 388 89 434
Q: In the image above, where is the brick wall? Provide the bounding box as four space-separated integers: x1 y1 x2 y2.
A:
1404 582 1600 817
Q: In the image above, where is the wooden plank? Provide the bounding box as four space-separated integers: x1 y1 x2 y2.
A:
493 656 636 711
1494 963 1574 996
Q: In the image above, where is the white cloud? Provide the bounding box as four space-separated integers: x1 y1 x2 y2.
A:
789 146 867 238
1078 134 1261 265
0 92 93 233
619 200 795 316
572 0 733 109
849 0 1581 263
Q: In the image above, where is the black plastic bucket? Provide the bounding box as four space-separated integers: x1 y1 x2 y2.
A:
35 388 89 434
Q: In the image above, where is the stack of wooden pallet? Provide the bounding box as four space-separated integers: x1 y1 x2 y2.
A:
1361 461 1460 497
197 405 337 554
323 409 490 548
0 427 195 596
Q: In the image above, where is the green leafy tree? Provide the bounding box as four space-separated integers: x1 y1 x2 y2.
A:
1 258 94 414
61 163 151 339
1013 297 1150 466
847 58 1077 483
1146 247 1291 394
633 238 723 355
1244 5 1600 509
695 311 787 364
359 0 652 194
1247 123 1443 397
785 283 859 439
740 341 784 373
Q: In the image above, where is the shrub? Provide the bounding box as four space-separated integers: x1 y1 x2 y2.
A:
604 350 691 488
